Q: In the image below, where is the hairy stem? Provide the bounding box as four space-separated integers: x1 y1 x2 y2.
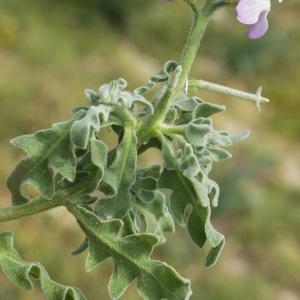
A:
137 0 225 144
190 79 269 105
176 0 231 96
0 196 64 223
175 3 208 95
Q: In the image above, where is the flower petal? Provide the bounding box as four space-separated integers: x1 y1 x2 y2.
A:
237 0 271 25
247 11 269 39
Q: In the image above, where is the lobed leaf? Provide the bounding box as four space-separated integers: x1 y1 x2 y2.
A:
131 166 161 202
134 60 178 95
185 118 213 147
70 105 110 149
174 92 199 112
159 135 224 267
121 211 141 236
69 204 192 300
62 137 108 198
85 78 153 118
159 168 225 267
6 121 76 205
0 232 86 300
130 166 175 243
96 123 137 218
134 191 175 244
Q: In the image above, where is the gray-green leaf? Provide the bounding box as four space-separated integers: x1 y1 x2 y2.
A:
185 120 212 147
68 204 192 300
159 168 225 267
6 121 76 205
134 191 175 244
131 166 161 202
63 137 107 198
134 60 178 95
96 123 137 218
0 232 86 300
193 102 225 118
70 105 110 149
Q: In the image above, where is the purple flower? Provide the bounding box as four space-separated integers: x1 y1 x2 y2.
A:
236 0 283 39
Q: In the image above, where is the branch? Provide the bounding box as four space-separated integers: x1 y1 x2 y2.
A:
0 196 64 223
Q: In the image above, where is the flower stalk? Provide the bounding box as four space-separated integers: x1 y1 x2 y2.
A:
189 79 269 107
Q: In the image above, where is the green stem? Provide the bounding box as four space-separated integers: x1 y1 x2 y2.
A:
176 0 229 95
159 124 187 135
175 5 208 95
137 0 224 144
0 197 64 223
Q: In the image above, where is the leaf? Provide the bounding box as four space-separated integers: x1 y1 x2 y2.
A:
122 211 141 236
131 166 161 202
96 123 137 218
185 119 212 147
177 144 200 177
90 137 108 170
134 60 178 95
0 232 86 300
164 108 178 125
97 78 129 105
206 131 233 147
86 79 154 117
63 137 108 198
159 168 225 267
134 191 175 244
69 204 192 300
207 130 250 148
6 121 76 205
130 166 174 243
194 102 225 118
174 92 200 112
229 130 251 143
84 89 100 106
160 135 176 170
159 135 224 267
70 105 110 149
208 147 232 161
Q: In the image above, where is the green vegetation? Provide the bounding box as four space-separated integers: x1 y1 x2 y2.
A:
0 1 299 299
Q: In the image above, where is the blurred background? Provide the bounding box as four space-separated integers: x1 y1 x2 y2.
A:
0 0 299 299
